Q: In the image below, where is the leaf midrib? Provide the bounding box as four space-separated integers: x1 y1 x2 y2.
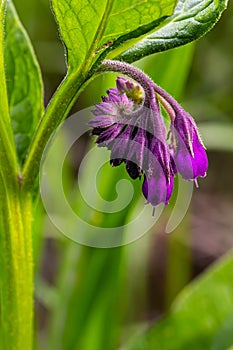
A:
78 0 115 74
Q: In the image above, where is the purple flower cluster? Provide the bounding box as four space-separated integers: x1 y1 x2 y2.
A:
89 74 208 211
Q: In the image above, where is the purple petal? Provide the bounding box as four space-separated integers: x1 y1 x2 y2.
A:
174 131 208 180
165 174 174 204
147 135 172 183
94 102 116 115
109 125 133 159
142 168 174 206
191 132 208 178
102 96 109 103
120 92 131 105
127 127 147 170
116 76 134 93
107 88 119 96
107 91 122 103
96 123 123 146
88 115 117 128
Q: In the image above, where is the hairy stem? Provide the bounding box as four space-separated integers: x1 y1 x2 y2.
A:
21 71 91 190
0 3 34 348
100 59 155 107
100 59 184 118
0 176 33 349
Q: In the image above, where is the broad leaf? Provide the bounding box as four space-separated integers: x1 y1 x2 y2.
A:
211 312 233 350
51 0 176 71
116 0 228 62
123 251 233 350
51 0 228 71
4 1 44 164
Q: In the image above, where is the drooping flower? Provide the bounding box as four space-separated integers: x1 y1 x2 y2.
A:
141 133 175 207
89 60 208 211
88 77 175 208
155 91 208 185
171 110 208 183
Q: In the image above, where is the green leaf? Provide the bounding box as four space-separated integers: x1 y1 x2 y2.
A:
50 0 176 72
115 0 228 63
0 0 18 182
199 123 233 152
211 312 233 350
123 251 233 350
4 1 44 164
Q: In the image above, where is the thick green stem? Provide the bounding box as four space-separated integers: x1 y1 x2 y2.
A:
0 175 34 350
21 71 89 190
0 2 33 347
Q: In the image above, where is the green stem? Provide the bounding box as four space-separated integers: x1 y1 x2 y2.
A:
0 3 34 348
0 175 34 350
21 71 89 190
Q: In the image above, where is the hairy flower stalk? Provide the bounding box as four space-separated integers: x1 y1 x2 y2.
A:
89 60 208 211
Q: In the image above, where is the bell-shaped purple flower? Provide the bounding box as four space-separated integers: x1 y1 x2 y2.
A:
88 77 175 209
89 80 140 178
142 132 175 206
89 60 209 212
171 110 208 182
151 82 208 184
142 173 174 207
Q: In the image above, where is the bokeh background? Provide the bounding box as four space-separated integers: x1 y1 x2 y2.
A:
13 0 233 348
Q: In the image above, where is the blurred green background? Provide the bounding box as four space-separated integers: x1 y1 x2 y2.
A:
13 1 233 349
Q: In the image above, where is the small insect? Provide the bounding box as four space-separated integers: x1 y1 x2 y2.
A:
94 40 114 55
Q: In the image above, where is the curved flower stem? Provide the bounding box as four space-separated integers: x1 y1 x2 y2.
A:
157 94 176 122
22 60 153 191
21 59 178 191
152 83 182 115
100 60 156 107
101 60 182 120
99 59 169 138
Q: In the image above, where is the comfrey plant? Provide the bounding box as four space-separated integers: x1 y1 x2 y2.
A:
0 0 228 349
89 60 208 211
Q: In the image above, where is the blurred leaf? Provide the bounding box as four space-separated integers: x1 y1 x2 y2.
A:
60 247 125 350
14 0 66 76
50 0 176 71
45 140 140 350
199 123 233 151
116 0 228 63
123 251 233 350
211 312 233 350
4 0 44 164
